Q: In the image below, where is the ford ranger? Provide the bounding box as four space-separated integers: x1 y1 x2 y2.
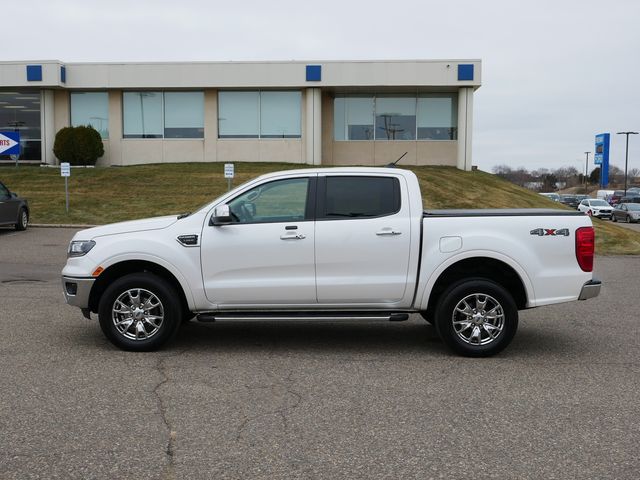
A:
61 167 601 356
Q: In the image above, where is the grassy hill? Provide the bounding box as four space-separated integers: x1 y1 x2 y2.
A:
2 163 639 255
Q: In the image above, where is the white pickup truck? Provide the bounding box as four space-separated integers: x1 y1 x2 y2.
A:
62 167 600 356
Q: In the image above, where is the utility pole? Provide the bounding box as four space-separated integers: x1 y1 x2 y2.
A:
616 131 638 195
584 151 590 194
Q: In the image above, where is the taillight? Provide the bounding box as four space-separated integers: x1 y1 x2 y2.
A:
575 226 595 272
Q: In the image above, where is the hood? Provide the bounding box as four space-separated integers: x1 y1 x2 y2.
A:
76 215 179 239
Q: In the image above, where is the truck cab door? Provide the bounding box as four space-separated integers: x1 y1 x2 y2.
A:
200 175 317 307
314 174 413 306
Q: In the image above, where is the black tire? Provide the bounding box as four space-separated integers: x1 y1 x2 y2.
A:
419 311 434 325
434 278 518 357
612 214 617 222
626 215 631 223
15 208 28 231
98 272 182 351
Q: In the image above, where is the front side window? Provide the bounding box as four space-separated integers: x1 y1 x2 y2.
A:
0 182 9 198
320 176 400 219
70 92 109 138
227 178 309 224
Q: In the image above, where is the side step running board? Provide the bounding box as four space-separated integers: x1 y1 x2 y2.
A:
196 312 410 322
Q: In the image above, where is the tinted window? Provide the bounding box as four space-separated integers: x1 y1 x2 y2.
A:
321 176 400 218
0 183 9 198
228 178 309 224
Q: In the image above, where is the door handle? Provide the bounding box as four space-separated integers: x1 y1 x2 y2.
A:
280 233 306 240
376 228 402 236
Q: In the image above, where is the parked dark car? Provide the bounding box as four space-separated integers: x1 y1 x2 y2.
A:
559 194 580 209
0 181 29 230
609 190 626 205
612 203 640 223
620 196 640 204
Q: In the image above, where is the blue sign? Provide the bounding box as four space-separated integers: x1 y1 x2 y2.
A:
0 131 20 155
595 133 610 187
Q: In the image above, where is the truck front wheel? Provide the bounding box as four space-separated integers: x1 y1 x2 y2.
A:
98 272 182 351
434 278 518 357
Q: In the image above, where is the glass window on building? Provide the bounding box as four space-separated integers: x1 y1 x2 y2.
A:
218 91 259 138
123 92 163 138
0 90 41 161
260 91 301 138
70 92 109 139
417 94 457 140
334 95 374 141
375 95 416 140
164 92 204 138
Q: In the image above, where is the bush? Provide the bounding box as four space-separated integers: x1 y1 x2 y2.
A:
53 126 104 166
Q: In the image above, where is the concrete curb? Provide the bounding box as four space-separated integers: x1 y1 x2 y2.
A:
31 224 98 229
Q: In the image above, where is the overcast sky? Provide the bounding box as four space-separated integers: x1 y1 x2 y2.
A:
8 0 640 173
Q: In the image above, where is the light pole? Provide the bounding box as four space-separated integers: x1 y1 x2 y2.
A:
616 131 638 195
584 151 590 194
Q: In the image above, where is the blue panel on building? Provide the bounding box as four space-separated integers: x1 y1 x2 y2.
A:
26 65 43 82
61 66 66 83
458 64 474 81
306 65 321 81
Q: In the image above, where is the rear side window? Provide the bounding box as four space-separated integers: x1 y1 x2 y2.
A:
319 176 400 219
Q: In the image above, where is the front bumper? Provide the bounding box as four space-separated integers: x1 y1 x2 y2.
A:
62 276 95 308
578 278 601 300
594 210 613 217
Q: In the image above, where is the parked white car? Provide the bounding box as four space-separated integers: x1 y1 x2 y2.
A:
62 167 600 357
577 198 613 219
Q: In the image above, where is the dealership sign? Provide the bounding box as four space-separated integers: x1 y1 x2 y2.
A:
0 132 20 155
594 133 610 187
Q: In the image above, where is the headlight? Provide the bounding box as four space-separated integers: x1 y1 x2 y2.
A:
68 240 96 258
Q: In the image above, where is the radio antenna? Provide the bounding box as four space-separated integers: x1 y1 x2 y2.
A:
385 152 408 168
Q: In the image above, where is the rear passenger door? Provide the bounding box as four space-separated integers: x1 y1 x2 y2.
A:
314 174 412 306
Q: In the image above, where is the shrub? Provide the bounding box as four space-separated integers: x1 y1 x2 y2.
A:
53 126 104 166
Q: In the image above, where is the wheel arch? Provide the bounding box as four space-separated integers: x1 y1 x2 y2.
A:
88 260 190 315
422 256 529 316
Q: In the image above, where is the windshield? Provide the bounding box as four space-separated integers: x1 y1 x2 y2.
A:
590 200 609 206
626 204 640 211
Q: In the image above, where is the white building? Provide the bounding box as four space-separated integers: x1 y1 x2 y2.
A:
0 59 481 169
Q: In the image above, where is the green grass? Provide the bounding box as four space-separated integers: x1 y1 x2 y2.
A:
2 163 639 255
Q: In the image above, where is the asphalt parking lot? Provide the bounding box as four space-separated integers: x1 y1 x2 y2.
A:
1 227 639 480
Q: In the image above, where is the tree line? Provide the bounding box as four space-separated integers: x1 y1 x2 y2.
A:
491 165 640 192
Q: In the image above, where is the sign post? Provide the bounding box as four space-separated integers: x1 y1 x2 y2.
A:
594 133 610 188
224 163 235 191
0 131 20 167
60 162 71 213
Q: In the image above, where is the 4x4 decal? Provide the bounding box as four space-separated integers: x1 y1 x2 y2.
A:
530 228 570 236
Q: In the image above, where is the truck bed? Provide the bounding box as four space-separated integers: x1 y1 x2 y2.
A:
424 209 585 217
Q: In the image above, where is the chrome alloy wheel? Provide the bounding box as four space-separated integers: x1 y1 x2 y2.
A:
452 293 505 346
20 211 28 229
111 288 164 341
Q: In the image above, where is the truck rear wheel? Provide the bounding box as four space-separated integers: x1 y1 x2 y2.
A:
434 278 518 357
98 272 182 351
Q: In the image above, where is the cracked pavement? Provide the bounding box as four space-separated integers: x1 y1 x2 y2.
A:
1 227 639 479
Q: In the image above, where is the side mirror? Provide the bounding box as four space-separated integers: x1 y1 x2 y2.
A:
10 192 18 198
210 204 232 226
